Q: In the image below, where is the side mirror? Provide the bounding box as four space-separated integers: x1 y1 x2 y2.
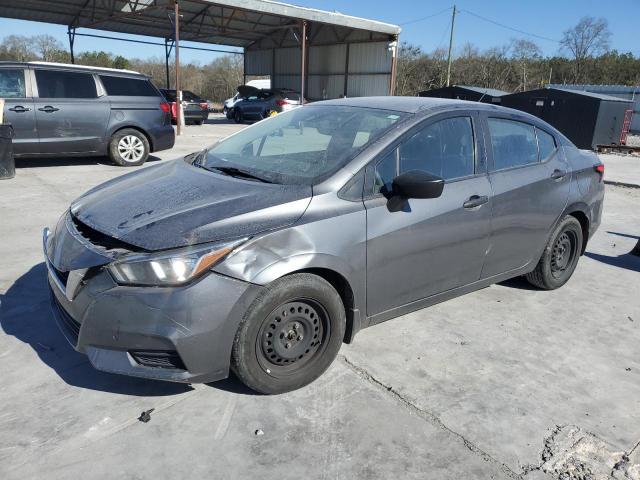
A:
392 170 444 199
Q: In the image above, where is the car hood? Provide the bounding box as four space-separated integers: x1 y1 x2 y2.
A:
237 85 262 98
70 159 312 251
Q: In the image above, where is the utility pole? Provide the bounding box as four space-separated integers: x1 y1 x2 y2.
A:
173 0 182 136
446 5 457 87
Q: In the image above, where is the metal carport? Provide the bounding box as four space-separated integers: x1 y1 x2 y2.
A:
0 0 401 133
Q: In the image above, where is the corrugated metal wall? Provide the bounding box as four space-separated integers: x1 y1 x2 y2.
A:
245 41 393 100
548 84 640 133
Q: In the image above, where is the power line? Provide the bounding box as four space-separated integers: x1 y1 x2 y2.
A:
459 8 560 43
399 6 453 26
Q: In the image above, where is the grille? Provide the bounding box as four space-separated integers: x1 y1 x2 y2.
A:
52 292 81 344
70 214 138 253
129 350 187 370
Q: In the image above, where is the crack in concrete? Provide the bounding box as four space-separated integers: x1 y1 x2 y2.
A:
339 354 523 480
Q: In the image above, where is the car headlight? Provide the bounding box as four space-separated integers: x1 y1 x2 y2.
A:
108 238 247 286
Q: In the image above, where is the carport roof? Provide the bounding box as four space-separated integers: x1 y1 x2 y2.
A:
0 0 401 48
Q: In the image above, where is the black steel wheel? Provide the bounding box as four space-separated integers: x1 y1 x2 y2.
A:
526 215 583 290
231 274 345 394
256 300 329 375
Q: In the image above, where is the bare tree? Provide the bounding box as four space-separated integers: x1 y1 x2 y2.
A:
511 39 542 91
560 16 611 82
0 35 36 61
32 35 64 62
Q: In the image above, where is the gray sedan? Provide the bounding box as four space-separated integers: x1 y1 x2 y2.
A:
44 97 604 394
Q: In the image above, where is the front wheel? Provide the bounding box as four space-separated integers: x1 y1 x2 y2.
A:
234 109 243 124
526 216 583 290
231 273 346 394
108 129 150 167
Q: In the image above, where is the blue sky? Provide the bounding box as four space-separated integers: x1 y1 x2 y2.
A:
0 0 637 64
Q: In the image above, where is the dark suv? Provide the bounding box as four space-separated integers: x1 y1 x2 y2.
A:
0 62 175 166
159 89 209 125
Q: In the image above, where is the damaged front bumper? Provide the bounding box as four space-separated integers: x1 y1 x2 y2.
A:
43 221 264 384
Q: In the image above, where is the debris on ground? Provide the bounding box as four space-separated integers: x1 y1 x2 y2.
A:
537 425 640 480
254 429 264 436
138 409 155 423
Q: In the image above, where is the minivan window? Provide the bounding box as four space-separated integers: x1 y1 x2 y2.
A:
35 70 97 99
99 75 158 97
488 118 538 170
536 128 556 161
205 105 406 184
0 69 26 98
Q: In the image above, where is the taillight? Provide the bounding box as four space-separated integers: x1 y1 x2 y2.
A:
595 163 604 181
200 102 208 110
275 100 289 107
160 102 171 113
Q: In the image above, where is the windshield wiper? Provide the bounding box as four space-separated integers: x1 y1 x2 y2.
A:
210 166 273 183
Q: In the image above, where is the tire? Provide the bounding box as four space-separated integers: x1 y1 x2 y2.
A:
234 108 243 124
525 216 583 290
194 120 204 126
226 108 234 120
231 273 346 394
108 128 150 167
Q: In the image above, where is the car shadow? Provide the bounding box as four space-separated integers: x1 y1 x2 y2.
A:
0 263 191 396
204 116 233 125
15 155 162 168
585 251 640 273
497 276 540 291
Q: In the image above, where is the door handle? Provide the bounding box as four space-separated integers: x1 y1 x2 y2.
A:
463 195 489 209
8 106 31 113
551 169 567 180
38 106 60 113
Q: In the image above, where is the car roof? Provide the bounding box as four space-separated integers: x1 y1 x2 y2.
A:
313 96 573 144
0 61 147 78
315 96 509 113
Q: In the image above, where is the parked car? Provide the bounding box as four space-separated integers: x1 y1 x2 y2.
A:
159 89 209 125
229 86 303 123
44 97 604 394
0 61 174 166
224 79 271 115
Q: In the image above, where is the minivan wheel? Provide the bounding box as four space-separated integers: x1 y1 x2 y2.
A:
234 109 243 124
525 216 583 290
231 273 346 394
109 129 149 167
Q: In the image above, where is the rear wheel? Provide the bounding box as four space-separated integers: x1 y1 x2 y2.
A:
109 129 149 167
231 273 346 394
526 216 583 290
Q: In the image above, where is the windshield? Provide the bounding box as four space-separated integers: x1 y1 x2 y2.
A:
204 105 407 184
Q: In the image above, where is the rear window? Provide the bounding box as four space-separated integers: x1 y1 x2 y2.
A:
536 128 557 161
488 118 538 170
0 69 26 98
35 70 97 99
99 75 158 97
182 91 202 102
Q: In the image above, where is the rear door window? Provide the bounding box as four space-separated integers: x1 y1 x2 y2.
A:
488 118 539 170
35 70 97 99
0 69 26 98
536 128 557 161
99 75 158 97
